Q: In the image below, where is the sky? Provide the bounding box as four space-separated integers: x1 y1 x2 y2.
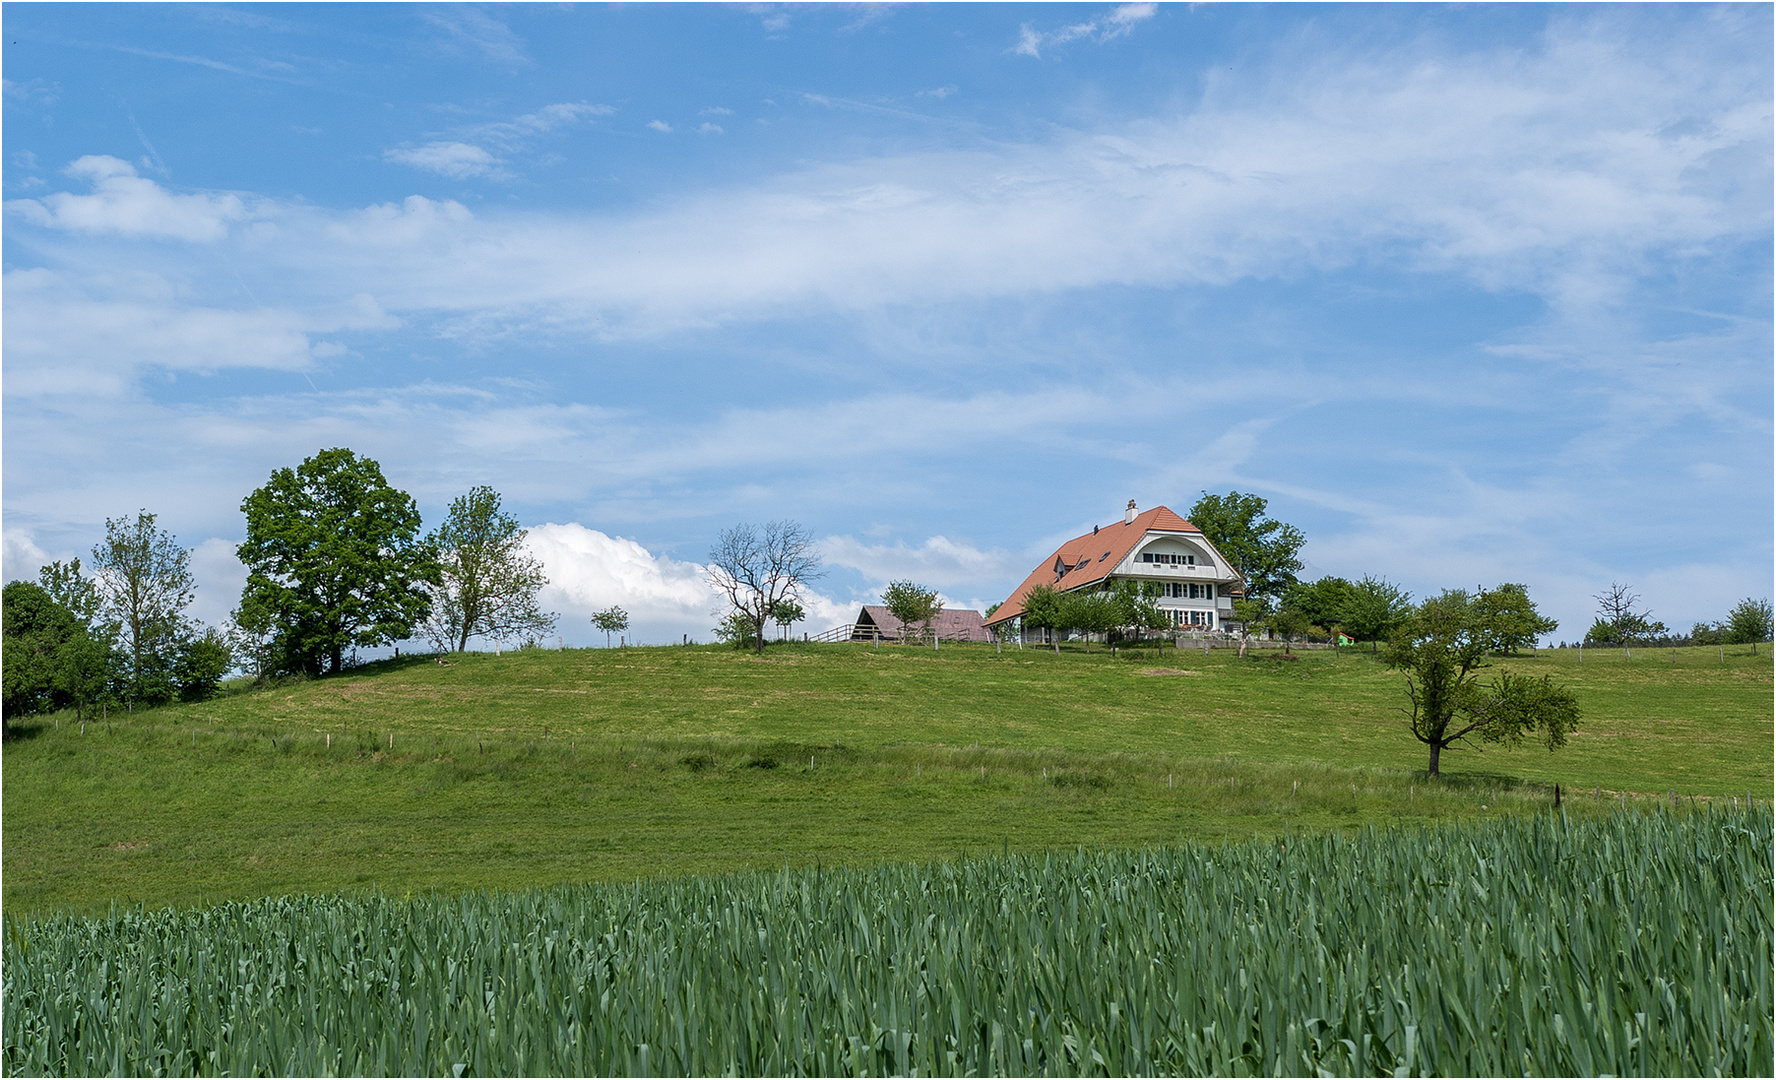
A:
3 2 1771 649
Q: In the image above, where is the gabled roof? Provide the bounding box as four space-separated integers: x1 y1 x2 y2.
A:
983 505 1239 627
856 605 991 642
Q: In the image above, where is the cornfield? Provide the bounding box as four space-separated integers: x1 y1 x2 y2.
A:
5 807 1770 1076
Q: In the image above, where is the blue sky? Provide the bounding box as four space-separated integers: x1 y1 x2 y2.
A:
4 3 1770 646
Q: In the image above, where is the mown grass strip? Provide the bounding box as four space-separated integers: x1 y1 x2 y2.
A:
6 806 1769 1077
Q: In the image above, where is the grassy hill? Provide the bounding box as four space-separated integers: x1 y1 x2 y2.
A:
4 640 1769 915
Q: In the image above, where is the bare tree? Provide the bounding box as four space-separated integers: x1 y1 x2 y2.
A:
706 521 823 654
422 486 556 652
1589 582 1665 653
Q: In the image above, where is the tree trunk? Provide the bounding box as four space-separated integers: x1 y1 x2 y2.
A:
330 645 343 674
1427 740 1441 778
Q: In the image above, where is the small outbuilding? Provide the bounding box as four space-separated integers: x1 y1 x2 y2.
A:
850 605 992 644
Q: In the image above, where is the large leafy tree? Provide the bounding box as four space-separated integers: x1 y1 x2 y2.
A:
2 582 111 736
236 448 438 676
1282 576 1356 635
1187 491 1305 606
90 511 195 707
422 486 556 652
1472 582 1558 655
1382 588 1580 777
705 521 822 655
1339 576 1414 650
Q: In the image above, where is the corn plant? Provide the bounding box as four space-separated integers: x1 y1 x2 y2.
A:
6 806 1769 1076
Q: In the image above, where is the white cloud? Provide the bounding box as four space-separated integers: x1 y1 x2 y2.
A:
12 26 1764 353
188 537 248 629
820 535 1028 590
700 106 733 116
918 86 958 100
422 8 528 65
470 102 616 150
697 123 725 136
2 269 396 398
647 120 673 133
6 155 247 241
1016 2 1154 58
2 529 50 583
384 141 506 179
526 522 852 643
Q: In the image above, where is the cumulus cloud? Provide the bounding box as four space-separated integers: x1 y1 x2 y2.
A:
384 141 506 179
1016 2 1155 58
2 529 50 583
6 155 247 241
647 120 673 134
526 523 853 643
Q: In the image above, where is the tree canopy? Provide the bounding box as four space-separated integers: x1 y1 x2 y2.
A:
422 486 556 653
91 511 195 707
1471 582 1558 655
1382 588 1580 777
883 580 942 644
591 606 630 647
1725 598 1773 644
1186 491 1304 606
1338 576 1414 648
236 448 438 676
2 582 111 736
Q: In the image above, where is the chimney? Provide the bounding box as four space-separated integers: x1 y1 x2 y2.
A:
1125 499 1138 524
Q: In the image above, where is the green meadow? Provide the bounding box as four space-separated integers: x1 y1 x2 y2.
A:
3 640 1770 915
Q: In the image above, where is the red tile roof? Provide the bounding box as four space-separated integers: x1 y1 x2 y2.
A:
984 505 1236 626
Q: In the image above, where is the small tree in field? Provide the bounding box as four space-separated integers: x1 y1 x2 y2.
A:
1266 606 1310 655
706 521 823 654
1339 576 1412 651
1057 590 1119 652
1725 598 1773 645
423 486 556 653
1383 589 1580 777
1021 585 1063 653
1109 580 1170 646
882 580 942 645
591 606 630 647
769 599 805 641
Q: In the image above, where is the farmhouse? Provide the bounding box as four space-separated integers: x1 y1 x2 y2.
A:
984 501 1245 642
848 605 992 644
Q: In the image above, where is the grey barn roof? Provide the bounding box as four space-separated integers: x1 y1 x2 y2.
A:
854 605 991 643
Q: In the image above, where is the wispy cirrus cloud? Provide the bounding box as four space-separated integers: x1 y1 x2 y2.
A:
384 140 507 179
1016 2 1155 59
421 7 528 65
